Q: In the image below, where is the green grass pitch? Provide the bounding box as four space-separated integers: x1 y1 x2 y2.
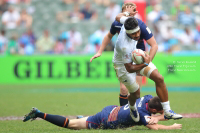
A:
0 87 200 133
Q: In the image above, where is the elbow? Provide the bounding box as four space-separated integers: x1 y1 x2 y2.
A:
126 68 135 73
127 69 132 73
125 67 132 73
116 17 120 22
147 124 159 130
152 44 158 50
150 126 159 130
125 64 137 73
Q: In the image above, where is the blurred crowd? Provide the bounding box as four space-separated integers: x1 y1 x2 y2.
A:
146 0 200 52
0 0 200 55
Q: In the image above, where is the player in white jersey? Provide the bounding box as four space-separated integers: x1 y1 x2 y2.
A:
113 13 182 121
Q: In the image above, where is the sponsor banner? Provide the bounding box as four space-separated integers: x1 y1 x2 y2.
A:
0 53 199 84
0 54 117 84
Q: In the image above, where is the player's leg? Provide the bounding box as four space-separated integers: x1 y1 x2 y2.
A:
23 107 88 130
128 88 140 106
149 69 168 102
140 62 182 119
114 64 140 122
114 64 129 106
119 76 142 106
127 84 140 122
119 73 140 122
68 117 88 129
136 75 143 87
149 69 182 119
119 82 129 106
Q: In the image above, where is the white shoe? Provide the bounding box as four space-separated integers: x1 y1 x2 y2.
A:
164 110 183 120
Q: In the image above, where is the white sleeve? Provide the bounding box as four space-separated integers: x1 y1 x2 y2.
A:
120 16 128 24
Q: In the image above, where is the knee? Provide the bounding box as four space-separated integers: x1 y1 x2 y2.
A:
155 75 164 83
120 86 128 95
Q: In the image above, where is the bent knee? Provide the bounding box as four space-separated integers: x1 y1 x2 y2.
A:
120 83 128 95
155 75 164 83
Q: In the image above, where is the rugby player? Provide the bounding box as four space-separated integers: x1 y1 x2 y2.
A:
90 3 155 106
111 8 183 121
23 95 182 130
90 4 182 120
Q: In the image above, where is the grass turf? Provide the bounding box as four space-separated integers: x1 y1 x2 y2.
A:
0 87 200 132
0 118 200 133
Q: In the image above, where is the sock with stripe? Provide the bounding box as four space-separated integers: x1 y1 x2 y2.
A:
119 94 128 106
36 112 69 128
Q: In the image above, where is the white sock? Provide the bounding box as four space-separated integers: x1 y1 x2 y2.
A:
161 101 171 112
128 102 136 110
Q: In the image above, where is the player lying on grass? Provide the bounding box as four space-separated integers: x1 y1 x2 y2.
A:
23 95 182 130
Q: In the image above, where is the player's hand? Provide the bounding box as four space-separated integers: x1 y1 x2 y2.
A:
172 123 182 129
125 5 138 16
90 52 102 62
147 116 159 125
140 52 150 64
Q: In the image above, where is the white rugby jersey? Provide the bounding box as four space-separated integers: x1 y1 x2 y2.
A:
112 25 138 65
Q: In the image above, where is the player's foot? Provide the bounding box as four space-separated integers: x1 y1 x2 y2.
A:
164 110 183 120
130 104 140 122
23 107 40 122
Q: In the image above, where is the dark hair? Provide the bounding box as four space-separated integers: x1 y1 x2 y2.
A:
148 96 163 111
124 17 138 30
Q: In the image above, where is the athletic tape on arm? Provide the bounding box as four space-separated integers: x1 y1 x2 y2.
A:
120 16 128 24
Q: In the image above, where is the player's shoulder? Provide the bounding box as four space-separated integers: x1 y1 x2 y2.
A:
136 18 147 29
136 18 144 25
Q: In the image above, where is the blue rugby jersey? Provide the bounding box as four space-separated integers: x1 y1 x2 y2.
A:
115 95 153 127
110 18 153 51
116 95 153 128
86 95 153 129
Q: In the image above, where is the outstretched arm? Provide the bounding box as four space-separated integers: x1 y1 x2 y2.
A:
147 113 168 125
116 6 138 24
90 5 137 63
146 123 182 130
146 36 158 61
90 32 114 62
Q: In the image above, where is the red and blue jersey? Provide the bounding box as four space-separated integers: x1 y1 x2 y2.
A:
110 18 153 51
86 95 153 129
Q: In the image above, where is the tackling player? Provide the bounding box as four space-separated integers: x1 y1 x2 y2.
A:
23 95 182 130
90 3 155 106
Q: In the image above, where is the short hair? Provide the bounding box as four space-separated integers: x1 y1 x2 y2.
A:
148 96 163 111
122 2 136 12
124 17 138 31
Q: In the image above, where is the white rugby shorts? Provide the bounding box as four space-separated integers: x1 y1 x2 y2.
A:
113 62 157 93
